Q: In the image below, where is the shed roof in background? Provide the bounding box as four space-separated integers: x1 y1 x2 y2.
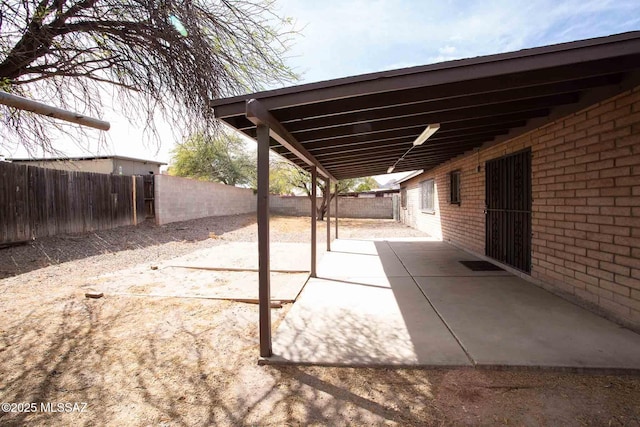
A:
9 155 167 165
211 32 640 179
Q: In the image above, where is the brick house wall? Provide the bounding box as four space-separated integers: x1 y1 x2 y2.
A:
400 86 640 331
154 175 256 225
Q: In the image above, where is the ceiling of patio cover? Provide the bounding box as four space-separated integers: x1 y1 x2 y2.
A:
211 32 640 180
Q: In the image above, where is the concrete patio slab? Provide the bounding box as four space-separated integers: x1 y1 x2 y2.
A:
164 241 321 272
92 242 312 301
267 238 640 371
93 267 308 301
271 275 472 367
415 276 640 370
317 240 408 278
387 242 512 277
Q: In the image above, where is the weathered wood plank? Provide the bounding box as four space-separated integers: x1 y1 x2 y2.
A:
0 162 141 244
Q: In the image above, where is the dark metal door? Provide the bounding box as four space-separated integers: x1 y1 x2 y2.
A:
485 149 532 273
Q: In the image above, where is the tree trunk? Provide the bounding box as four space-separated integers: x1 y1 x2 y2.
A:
316 198 326 220
316 192 336 221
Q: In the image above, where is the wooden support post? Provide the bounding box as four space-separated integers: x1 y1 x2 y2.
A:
311 167 317 278
334 182 339 239
326 177 331 252
257 124 272 358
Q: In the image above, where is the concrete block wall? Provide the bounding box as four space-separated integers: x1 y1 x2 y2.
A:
339 197 393 219
270 196 393 219
269 196 318 216
400 86 640 330
154 175 256 225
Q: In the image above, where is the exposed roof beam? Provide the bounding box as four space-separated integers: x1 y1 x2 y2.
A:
334 163 440 179
246 77 616 133
276 134 493 165
270 73 623 123
322 151 473 169
221 73 622 131
309 131 509 157
270 117 530 151
281 93 557 134
334 157 451 172
334 166 417 178
245 99 336 182
289 96 569 142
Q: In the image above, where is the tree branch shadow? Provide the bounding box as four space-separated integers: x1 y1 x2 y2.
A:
0 213 256 279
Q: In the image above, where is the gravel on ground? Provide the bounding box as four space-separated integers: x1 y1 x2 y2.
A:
0 214 638 426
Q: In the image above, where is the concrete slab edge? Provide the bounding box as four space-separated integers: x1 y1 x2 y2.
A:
104 292 294 305
258 356 472 369
258 357 640 375
291 272 312 301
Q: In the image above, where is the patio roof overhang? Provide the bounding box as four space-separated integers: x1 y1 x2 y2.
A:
210 31 640 359
211 31 640 180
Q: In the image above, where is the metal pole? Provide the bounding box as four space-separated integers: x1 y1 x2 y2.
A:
334 182 339 239
326 178 331 252
311 167 317 278
257 124 272 358
0 90 111 131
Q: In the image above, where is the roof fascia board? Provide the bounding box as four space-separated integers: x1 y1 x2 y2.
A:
212 33 640 116
396 170 425 184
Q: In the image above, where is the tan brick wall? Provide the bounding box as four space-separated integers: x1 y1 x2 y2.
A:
400 86 640 330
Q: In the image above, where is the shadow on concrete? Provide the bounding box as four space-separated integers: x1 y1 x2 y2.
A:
378 240 640 372
270 239 470 367
269 238 640 372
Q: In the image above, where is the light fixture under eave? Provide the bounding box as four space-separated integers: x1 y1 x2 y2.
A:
387 166 395 173
413 123 440 146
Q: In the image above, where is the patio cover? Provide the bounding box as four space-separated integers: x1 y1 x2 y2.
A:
209 32 640 357
212 32 640 180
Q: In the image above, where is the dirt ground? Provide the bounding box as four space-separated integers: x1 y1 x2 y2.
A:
0 214 639 426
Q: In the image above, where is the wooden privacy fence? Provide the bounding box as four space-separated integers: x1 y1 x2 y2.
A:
0 162 145 244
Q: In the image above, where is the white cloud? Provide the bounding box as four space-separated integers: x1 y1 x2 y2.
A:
439 46 457 55
277 0 640 83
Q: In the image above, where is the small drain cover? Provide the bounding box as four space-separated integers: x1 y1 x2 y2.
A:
459 260 504 271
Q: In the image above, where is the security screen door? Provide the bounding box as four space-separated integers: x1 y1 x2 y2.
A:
485 149 532 273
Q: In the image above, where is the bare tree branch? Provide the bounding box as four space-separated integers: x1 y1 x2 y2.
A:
0 0 298 155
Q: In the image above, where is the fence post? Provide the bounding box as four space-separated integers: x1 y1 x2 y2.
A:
132 175 138 225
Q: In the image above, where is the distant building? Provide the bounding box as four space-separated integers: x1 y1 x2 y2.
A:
8 155 166 175
341 188 399 198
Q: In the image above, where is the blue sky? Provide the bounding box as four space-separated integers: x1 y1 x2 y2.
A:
7 0 640 166
278 0 640 84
